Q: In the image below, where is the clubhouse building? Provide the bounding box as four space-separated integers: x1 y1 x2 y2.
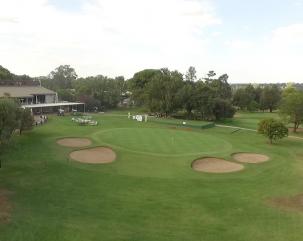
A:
0 86 84 114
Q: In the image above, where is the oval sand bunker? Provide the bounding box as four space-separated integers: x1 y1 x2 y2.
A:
192 157 244 173
57 138 92 148
232 153 269 164
70 147 116 164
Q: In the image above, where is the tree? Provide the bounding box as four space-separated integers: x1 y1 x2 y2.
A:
233 88 248 110
77 95 101 112
73 75 126 110
44 65 77 90
208 74 232 99
258 118 288 144
57 89 76 102
205 70 216 81
0 65 13 81
0 99 34 168
260 85 281 112
0 98 19 144
195 81 215 120
179 81 196 118
129 68 235 120
185 66 197 82
232 85 260 111
0 65 37 86
280 88 303 132
129 69 160 106
18 108 34 135
145 69 183 116
212 98 236 120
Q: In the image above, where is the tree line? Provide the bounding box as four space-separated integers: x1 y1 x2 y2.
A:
232 84 281 112
39 65 127 111
129 68 235 120
0 65 38 86
39 65 236 121
232 83 303 133
1 64 303 131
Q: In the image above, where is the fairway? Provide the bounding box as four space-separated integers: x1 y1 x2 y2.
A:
93 127 231 156
1 113 303 241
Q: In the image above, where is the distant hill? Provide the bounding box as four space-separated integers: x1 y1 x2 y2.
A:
0 65 39 86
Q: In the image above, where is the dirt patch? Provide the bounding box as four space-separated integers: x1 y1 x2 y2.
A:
269 193 303 213
69 147 116 164
0 189 12 224
232 153 269 164
288 127 303 133
192 157 244 173
57 138 92 148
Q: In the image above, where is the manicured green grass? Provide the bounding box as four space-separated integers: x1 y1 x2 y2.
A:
1 113 303 241
217 112 279 130
218 111 303 137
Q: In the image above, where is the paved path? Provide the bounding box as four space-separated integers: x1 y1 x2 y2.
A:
216 124 303 141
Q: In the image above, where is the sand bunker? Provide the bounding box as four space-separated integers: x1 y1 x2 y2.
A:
69 147 116 164
192 157 244 173
57 138 92 148
232 153 269 164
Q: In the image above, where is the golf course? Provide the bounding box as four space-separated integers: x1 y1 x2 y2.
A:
1 112 303 241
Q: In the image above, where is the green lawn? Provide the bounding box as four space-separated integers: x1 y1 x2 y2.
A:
1 113 303 241
217 112 279 130
218 112 303 137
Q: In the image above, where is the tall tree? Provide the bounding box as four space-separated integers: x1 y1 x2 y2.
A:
233 85 259 111
195 81 216 120
145 69 183 116
0 98 20 143
179 82 196 118
18 108 34 135
212 98 236 120
0 65 13 81
280 88 303 132
185 66 197 82
129 69 160 106
260 85 281 112
205 70 216 81
74 75 126 110
44 65 77 90
208 74 232 99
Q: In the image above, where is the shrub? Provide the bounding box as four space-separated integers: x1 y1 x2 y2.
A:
258 118 288 144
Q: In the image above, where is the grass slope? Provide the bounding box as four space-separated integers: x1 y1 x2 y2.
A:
1 113 303 241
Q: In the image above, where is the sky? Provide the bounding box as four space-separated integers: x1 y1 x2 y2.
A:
0 0 303 83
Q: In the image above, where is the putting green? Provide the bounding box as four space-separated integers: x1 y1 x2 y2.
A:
93 127 231 156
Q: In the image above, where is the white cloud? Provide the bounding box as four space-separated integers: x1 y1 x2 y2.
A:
213 23 303 83
224 40 255 49
0 0 220 78
1 1 302 83
271 23 303 46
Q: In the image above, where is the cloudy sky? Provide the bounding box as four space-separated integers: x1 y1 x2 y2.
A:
0 0 303 83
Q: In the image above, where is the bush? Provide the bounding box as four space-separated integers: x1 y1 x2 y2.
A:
258 118 288 144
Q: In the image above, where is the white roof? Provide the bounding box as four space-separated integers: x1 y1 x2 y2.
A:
22 102 84 108
0 86 56 98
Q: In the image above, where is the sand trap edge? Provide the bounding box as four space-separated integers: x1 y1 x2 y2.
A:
191 157 244 174
231 152 270 164
56 137 92 148
69 146 117 164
